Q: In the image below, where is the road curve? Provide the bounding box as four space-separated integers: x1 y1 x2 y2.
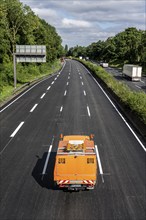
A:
0 59 145 220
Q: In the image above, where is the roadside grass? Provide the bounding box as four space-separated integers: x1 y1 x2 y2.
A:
0 60 62 104
78 59 146 125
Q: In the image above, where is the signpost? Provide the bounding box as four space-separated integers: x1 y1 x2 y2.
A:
13 45 46 88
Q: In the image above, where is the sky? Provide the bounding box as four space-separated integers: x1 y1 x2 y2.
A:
20 0 146 48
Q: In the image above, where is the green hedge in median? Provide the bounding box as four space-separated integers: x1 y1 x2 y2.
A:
78 59 146 125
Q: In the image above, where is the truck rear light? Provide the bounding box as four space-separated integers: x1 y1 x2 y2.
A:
87 158 94 163
58 158 66 164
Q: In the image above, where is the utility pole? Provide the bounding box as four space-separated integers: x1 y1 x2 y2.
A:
13 53 17 89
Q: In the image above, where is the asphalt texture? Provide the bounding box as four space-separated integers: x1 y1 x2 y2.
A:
0 60 146 220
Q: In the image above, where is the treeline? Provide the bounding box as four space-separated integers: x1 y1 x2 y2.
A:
0 0 63 62
0 0 64 94
67 27 146 68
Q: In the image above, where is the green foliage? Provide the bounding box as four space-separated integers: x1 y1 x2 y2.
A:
79 60 146 124
0 60 62 102
0 0 63 63
68 28 145 73
0 0 64 98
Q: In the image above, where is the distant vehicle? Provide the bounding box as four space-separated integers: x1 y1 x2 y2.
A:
100 62 109 67
54 134 98 191
123 64 142 81
60 57 64 62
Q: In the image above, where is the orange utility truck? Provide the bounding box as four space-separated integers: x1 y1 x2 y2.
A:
54 135 97 191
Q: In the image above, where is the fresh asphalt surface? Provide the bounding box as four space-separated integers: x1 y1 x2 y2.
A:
0 60 145 220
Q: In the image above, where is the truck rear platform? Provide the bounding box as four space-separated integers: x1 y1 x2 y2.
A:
54 135 97 191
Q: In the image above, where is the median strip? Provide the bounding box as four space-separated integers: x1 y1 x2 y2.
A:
10 122 24 137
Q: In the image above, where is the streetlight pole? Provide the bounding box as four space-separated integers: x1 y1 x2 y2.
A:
13 53 17 88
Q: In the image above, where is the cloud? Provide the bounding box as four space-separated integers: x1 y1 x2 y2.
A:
33 8 57 18
20 0 146 47
62 18 92 28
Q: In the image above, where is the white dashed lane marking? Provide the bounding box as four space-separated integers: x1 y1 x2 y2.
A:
47 86 51 90
84 91 86 96
40 93 46 99
60 106 63 112
87 106 91 117
10 122 25 137
30 104 38 112
64 90 67 96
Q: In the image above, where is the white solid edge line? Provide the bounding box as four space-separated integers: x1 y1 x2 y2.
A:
30 104 38 112
95 145 103 175
87 106 91 117
40 93 46 99
135 85 141 89
10 122 24 137
42 145 53 175
0 60 66 113
95 145 104 183
140 80 145 84
0 75 52 113
80 62 146 152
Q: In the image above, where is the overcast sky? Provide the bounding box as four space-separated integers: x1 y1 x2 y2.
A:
20 0 146 48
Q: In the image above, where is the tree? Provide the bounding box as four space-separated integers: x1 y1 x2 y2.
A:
64 44 68 54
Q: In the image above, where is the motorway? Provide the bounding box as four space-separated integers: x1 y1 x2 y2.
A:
91 61 146 93
0 59 146 220
105 66 146 93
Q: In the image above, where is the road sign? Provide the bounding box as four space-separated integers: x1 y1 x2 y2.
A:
16 45 46 62
13 45 46 88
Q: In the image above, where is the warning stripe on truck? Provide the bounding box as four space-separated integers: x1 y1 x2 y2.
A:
58 180 70 184
58 180 94 185
83 180 94 184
